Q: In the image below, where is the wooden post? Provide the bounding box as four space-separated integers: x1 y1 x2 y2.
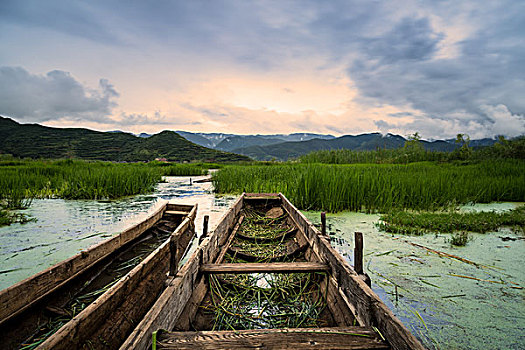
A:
321 212 327 236
199 215 209 244
169 237 178 276
190 178 192 185
354 232 363 275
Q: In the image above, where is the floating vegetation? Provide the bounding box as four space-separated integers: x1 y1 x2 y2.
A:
226 207 304 262
206 272 328 331
450 232 471 246
229 239 291 262
237 209 291 241
378 206 525 235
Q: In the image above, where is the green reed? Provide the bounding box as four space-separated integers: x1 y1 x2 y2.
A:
207 272 328 331
378 206 525 235
214 160 525 212
0 159 162 204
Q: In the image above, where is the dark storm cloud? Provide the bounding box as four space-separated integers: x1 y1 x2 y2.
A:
0 66 118 122
0 0 118 44
346 1 525 136
362 18 443 64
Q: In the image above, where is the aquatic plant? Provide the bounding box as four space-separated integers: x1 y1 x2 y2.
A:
0 159 162 202
450 232 471 246
378 206 525 235
214 161 525 212
207 272 328 331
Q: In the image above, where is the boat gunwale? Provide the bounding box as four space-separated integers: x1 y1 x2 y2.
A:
36 203 198 349
0 202 193 327
119 195 245 350
278 193 426 350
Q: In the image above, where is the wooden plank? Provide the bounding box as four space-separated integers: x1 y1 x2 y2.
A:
0 203 168 327
172 275 207 331
120 196 244 350
166 203 195 212
36 207 197 350
244 193 279 198
157 327 389 349
320 275 357 327
215 215 244 263
279 193 425 350
165 210 191 216
201 262 330 274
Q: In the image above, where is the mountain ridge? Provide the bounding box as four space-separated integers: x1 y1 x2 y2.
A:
0 117 250 162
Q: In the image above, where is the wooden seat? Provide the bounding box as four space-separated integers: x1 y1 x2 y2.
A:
200 262 330 274
164 210 190 216
156 327 390 349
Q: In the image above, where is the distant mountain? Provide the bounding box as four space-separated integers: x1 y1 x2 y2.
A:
137 133 151 138
176 131 236 148
177 131 335 150
271 133 335 142
215 135 285 152
0 117 250 162
231 133 498 160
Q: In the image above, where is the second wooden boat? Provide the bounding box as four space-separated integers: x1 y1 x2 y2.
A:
0 202 197 350
122 193 426 350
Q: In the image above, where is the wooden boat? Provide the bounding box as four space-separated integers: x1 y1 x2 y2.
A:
0 202 197 350
122 193 426 350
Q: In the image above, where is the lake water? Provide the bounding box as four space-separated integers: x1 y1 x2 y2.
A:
0 179 523 349
303 207 524 350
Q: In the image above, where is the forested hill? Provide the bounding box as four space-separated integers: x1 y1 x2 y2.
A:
233 133 497 161
0 117 250 162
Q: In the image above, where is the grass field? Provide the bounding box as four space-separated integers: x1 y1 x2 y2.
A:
0 159 211 212
213 160 525 212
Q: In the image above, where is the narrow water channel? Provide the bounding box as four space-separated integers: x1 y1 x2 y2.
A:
0 176 235 291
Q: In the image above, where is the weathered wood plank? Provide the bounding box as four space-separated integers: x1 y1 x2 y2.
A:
119 196 244 350
320 275 357 327
0 203 169 327
165 210 191 216
279 193 425 350
201 262 330 274
157 327 389 349
215 215 244 263
36 207 197 350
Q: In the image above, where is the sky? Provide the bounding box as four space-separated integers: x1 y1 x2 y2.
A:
1 0 524 139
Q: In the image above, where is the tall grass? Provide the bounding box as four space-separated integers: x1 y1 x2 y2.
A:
0 159 163 204
299 148 449 164
214 161 525 212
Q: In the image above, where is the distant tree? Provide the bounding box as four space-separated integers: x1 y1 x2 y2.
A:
404 132 423 150
403 132 424 163
453 133 472 159
493 135 525 159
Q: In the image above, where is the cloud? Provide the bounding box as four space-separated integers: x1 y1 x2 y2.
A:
363 17 443 64
1 1 524 139
480 104 525 138
0 0 119 44
0 66 118 122
346 1 525 138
